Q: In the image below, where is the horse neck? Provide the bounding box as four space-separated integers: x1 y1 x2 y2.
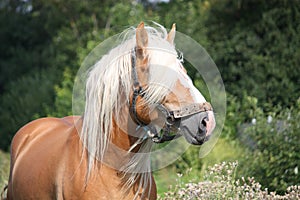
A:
111 117 141 152
107 104 153 168
110 117 154 198
84 99 155 198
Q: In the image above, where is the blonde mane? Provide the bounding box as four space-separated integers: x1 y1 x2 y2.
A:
80 23 181 198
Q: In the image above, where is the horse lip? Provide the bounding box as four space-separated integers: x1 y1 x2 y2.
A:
193 130 210 145
190 137 205 145
178 110 216 145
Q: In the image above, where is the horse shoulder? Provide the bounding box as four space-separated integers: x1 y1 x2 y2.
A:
8 116 82 199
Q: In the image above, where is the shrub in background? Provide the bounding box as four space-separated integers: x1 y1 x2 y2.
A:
206 0 300 107
0 69 57 150
212 92 300 194
239 99 300 194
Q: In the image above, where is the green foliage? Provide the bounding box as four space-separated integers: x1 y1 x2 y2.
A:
0 8 55 92
173 137 244 174
108 2 151 28
223 92 300 193
157 0 208 43
156 0 210 81
238 100 300 194
48 68 74 117
154 137 245 195
206 0 300 107
0 69 57 150
224 93 264 140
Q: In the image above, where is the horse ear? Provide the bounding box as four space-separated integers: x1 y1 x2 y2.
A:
136 22 148 59
167 23 176 45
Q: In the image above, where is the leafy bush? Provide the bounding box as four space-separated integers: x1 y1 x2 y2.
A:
160 161 300 200
238 99 300 194
48 68 74 117
223 93 264 140
206 0 300 107
223 92 300 194
0 69 57 150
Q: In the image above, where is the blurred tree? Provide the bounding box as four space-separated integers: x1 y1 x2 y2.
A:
0 68 57 150
0 0 63 150
205 0 300 107
156 0 209 80
0 0 60 93
0 0 122 150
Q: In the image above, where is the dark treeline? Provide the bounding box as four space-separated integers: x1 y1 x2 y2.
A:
0 0 299 194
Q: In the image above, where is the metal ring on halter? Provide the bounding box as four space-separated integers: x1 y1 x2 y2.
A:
156 104 175 125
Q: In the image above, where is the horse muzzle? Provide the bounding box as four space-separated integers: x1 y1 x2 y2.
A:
179 111 215 145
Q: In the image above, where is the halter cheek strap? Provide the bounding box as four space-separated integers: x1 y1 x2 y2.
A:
130 49 173 142
130 48 148 126
130 86 148 126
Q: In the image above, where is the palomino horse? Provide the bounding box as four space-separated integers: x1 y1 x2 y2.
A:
3 22 215 200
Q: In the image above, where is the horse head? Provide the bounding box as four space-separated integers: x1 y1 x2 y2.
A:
129 22 216 145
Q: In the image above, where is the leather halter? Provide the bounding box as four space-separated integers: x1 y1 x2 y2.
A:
129 49 213 143
129 48 148 126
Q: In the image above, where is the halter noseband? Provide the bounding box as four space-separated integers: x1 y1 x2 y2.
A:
129 49 213 143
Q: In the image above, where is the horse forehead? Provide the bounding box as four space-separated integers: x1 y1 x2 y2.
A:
174 69 207 103
148 50 206 103
149 50 177 66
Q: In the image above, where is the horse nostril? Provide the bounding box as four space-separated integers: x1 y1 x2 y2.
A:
201 118 207 127
198 117 207 134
